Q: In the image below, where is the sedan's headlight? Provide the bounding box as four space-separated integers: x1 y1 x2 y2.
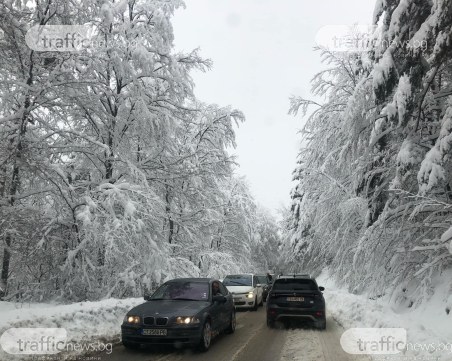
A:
123 315 141 324
246 292 254 299
175 316 200 325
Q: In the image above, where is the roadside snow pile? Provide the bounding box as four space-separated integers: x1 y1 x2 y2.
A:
317 270 452 361
0 298 143 360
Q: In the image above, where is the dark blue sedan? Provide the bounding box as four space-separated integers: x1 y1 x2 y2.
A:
121 278 236 351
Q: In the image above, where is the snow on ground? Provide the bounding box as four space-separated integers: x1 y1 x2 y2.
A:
0 297 143 360
316 271 452 361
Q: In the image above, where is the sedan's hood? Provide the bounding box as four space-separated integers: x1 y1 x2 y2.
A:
128 300 210 317
225 285 254 294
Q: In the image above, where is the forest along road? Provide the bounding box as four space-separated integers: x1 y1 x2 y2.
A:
94 306 371 361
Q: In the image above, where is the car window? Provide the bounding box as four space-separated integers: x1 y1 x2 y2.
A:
223 274 252 286
257 276 268 284
150 282 209 301
272 279 318 291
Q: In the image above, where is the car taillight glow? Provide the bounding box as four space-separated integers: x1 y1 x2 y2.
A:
315 311 323 317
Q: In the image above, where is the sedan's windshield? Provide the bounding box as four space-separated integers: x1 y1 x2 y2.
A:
150 282 209 301
223 275 252 286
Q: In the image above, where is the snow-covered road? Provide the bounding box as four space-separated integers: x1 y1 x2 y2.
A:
280 316 372 361
94 307 370 361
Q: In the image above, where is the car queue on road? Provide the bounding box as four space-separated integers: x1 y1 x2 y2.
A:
121 273 326 352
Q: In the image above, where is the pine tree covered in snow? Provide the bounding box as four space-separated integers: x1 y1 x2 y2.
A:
285 0 452 306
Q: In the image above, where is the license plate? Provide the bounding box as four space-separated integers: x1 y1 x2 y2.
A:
287 297 304 302
142 328 167 336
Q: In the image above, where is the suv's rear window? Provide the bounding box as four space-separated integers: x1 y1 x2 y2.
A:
273 279 318 291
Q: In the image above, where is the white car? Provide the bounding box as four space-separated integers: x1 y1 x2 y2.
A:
222 274 264 311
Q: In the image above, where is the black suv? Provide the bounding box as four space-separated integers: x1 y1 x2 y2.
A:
266 274 326 329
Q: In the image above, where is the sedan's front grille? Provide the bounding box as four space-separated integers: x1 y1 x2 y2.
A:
143 316 168 326
156 317 168 326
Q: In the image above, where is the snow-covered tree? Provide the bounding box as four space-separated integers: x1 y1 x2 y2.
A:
285 0 452 305
0 0 280 301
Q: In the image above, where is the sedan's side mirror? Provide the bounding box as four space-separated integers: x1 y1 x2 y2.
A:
319 286 325 291
212 295 227 303
144 293 151 301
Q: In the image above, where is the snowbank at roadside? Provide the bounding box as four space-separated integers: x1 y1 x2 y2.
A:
0 298 143 360
317 270 452 361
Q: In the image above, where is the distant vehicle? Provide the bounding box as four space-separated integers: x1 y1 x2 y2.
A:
266 274 326 329
222 274 264 311
121 278 235 351
256 274 272 301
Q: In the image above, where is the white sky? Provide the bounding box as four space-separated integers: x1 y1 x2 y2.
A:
173 0 375 218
